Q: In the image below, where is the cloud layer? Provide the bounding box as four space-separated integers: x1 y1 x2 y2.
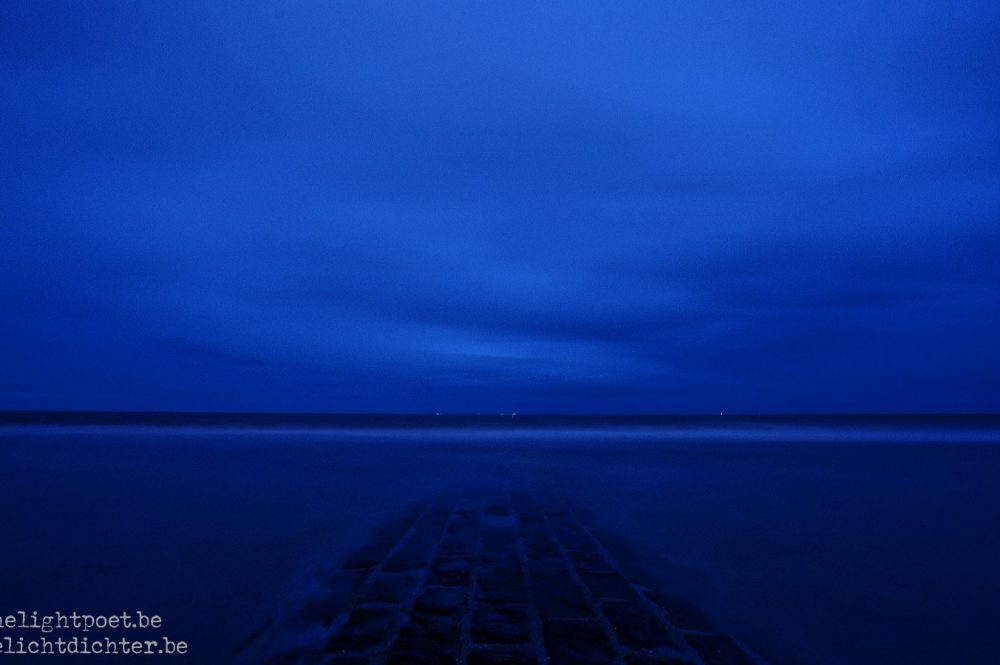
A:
2 1 999 412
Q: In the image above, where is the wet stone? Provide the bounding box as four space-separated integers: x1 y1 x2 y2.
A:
365 573 420 605
478 556 522 576
384 542 435 572
476 582 530 605
556 532 600 555
516 510 546 524
467 648 540 665
328 607 406 653
519 522 553 539
534 588 596 620
543 619 619 665
428 556 473 587
478 559 522 578
412 586 467 619
387 622 461 664
644 593 713 632
447 518 480 535
446 519 478 533
521 527 560 554
544 509 574 523
439 537 476 557
579 571 638 601
512 499 545 520
471 604 532 645
455 505 480 519
520 529 553 546
340 553 383 571
327 568 372 588
482 531 520 553
258 494 772 665
340 507 423 569
485 503 514 517
527 560 575 586
602 601 677 650
549 519 586 535
685 634 757 665
476 568 530 604
341 534 401 569
525 541 561 561
479 542 521 562
407 610 464 638
570 548 617 573
624 654 694 665
386 651 457 665
417 505 454 526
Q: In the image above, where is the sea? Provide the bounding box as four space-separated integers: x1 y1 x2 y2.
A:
1 414 998 664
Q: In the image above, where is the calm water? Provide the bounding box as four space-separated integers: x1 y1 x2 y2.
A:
1 418 998 663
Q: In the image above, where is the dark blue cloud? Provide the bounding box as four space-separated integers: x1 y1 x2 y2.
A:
2 1 998 412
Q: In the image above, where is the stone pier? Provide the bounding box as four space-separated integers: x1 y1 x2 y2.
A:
240 493 768 665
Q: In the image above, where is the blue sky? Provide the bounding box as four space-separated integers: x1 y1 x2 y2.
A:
2 1 998 412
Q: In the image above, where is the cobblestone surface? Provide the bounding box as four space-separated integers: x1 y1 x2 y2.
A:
242 493 768 665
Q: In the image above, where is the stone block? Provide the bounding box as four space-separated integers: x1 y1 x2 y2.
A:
601 600 677 649
470 604 532 645
327 607 406 653
542 619 618 665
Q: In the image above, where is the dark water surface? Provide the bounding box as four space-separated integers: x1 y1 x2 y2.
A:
1 417 998 663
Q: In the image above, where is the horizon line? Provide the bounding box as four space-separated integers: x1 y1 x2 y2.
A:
2 410 998 419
